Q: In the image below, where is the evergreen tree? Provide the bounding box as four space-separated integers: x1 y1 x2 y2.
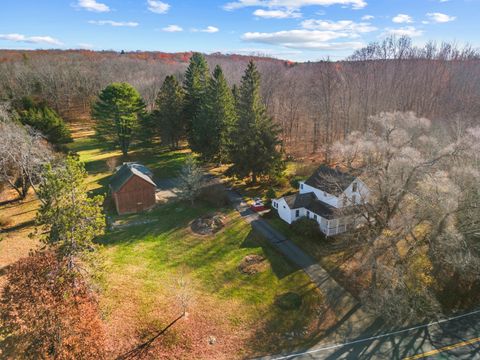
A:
153 75 185 149
183 53 210 153
92 83 145 156
36 156 105 270
204 65 237 162
17 97 72 148
228 61 284 184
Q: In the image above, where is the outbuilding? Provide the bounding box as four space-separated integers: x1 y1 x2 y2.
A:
109 163 156 215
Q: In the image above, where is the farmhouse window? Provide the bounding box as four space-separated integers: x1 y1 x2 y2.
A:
295 209 300 217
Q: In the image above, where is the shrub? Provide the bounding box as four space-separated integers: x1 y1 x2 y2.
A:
265 187 276 204
291 218 323 240
289 177 302 189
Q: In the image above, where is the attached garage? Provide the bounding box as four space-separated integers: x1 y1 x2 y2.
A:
109 163 156 215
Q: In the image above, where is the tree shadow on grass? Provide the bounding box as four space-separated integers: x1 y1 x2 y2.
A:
241 230 299 280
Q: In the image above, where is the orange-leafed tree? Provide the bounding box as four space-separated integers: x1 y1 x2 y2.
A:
0 251 106 359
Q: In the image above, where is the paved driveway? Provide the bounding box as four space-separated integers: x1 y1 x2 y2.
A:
225 189 362 319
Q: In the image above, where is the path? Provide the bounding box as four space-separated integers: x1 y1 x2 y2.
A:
225 189 367 323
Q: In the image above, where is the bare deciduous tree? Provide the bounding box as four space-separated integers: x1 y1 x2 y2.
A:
0 104 53 199
332 112 480 323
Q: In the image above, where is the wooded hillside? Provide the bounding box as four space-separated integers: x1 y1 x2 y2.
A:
1 37 479 158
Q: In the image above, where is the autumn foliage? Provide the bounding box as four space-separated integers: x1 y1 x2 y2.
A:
0 251 106 359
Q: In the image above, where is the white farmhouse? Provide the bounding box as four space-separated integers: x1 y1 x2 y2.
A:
272 165 369 236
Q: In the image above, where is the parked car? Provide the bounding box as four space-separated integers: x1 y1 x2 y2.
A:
250 197 268 212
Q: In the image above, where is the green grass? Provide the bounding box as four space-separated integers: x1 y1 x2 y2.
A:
67 130 326 355
99 201 319 310
69 137 190 195
97 201 325 355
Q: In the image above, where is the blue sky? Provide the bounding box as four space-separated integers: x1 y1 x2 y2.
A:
0 0 478 61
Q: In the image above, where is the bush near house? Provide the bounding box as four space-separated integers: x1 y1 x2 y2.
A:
291 218 324 241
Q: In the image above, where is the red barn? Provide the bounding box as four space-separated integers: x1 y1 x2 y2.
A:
109 163 156 215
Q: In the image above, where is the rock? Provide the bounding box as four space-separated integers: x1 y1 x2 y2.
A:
208 335 217 345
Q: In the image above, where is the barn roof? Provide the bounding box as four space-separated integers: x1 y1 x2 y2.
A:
304 165 355 196
110 163 156 192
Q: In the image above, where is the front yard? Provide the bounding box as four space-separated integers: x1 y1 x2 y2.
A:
1 123 338 359
68 124 334 358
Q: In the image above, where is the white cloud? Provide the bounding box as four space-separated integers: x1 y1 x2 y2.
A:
162 24 183 32
224 0 367 11
361 15 374 20
77 43 95 49
225 47 303 55
88 20 139 27
0 33 63 45
392 14 413 24
301 19 377 33
193 26 219 33
384 26 423 37
76 0 110 12
147 0 170 14
242 29 364 49
426 12 456 23
253 9 301 18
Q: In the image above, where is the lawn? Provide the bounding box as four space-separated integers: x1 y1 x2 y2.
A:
97 202 330 358
65 124 331 358
0 122 335 359
262 212 365 299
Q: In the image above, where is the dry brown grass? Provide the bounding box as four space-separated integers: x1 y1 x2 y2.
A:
0 189 41 290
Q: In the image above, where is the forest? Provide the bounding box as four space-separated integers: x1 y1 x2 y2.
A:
1 36 479 160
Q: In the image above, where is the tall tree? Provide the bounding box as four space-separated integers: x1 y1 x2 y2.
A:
92 83 145 156
183 53 210 153
36 156 105 270
152 75 185 149
228 61 284 183
0 251 106 359
333 112 480 324
204 65 237 162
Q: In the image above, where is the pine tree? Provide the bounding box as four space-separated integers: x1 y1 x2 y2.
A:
228 61 284 184
92 82 145 156
36 156 105 270
204 65 237 162
183 53 210 153
153 75 185 149
16 97 73 149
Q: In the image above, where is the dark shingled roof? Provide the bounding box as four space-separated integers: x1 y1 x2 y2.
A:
110 163 156 193
284 193 316 209
304 165 355 196
283 193 337 220
306 200 337 219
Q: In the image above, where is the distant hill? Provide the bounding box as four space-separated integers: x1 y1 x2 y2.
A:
0 49 295 67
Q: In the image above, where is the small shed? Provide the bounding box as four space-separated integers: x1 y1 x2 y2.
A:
110 163 156 215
